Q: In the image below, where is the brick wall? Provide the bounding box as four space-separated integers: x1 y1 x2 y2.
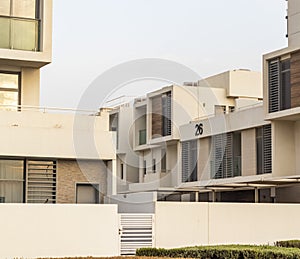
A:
56 159 107 204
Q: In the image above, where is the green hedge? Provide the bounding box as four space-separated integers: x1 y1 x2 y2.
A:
136 245 300 259
276 240 300 249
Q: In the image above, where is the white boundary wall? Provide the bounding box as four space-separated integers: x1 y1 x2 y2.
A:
155 202 300 248
0 204 119 259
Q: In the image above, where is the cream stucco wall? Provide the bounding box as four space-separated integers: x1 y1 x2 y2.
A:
273 121 296 177
288 0 300 48
0 111 115 160
0 204 119 259
198 137 211 181
242 128 257 176
21 67 40 106
198 70 262 99
155 202 300 248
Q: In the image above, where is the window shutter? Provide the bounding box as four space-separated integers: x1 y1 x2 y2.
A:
213 134 224 179
225 133 233 178
263 125 272 174
182 141 190 182
182 140 197 182
269 59 280 113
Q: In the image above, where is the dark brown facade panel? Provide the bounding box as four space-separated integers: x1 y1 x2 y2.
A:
151 95 162 137
291 50 300 108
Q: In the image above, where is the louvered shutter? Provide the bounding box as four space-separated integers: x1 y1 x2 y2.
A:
269 59 280 113
182 141 190 182
263 125 272 174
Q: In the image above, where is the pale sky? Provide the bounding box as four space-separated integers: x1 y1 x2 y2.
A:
40 0 287 109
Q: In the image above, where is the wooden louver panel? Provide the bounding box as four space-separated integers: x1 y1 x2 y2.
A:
268 59 280 113
26 160 57 203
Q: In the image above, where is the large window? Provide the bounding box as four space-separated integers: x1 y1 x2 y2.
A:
0 159 24 203
0 72 20 110
268 58 291 112
182 140 197 182
256 125 272 175
211 132 241 179
0 159 57 204
0 0 41 51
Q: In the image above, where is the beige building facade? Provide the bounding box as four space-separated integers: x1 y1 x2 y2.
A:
108 0 300 209
0 0 116 204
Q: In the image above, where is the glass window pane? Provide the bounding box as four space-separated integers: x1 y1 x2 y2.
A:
12 18 38 51
0 160 24 203
0 91 18 108
0 0 11 16
0 17 10 49
12 0 36 19
0 73 19 89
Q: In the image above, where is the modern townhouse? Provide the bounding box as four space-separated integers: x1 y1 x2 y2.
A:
107 70 263 211
108 0 300 210
0 0 116 204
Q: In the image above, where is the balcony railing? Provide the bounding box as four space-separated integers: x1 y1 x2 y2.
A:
0 16 40 51
139 129 147 145
0 104 99 115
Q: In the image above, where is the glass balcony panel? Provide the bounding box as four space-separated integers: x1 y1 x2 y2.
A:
0 73 19 89
12 18 38 51
139 129 147 145
233 156 241 177
12 0 36 19
0 17 10 49
0 0 10 16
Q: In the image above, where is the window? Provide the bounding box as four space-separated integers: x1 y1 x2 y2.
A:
76 183 99 204
256 125 272 175
161 149 166 172
182 140 197 182
0 158 56 204
0 159 24 203
120 164 124 180
211 132 241 179
268 58 291 112
109 113 119 148
143 160 146 175
0 72 20 110
151 91 172 138
152 159 156 173
0 0 41 51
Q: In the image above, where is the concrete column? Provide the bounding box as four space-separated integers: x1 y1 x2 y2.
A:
254 188 259 203
195 192 199 202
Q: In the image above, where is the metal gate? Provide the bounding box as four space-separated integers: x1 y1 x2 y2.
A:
119 214 154 255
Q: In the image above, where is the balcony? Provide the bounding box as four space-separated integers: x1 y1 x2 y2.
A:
139 129 147 145
0 16 40 51
0 105 115 160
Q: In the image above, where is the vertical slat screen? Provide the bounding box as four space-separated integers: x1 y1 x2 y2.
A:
263 125 272 174
268 59 280 113
26 160 57 203
182 141 190 182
